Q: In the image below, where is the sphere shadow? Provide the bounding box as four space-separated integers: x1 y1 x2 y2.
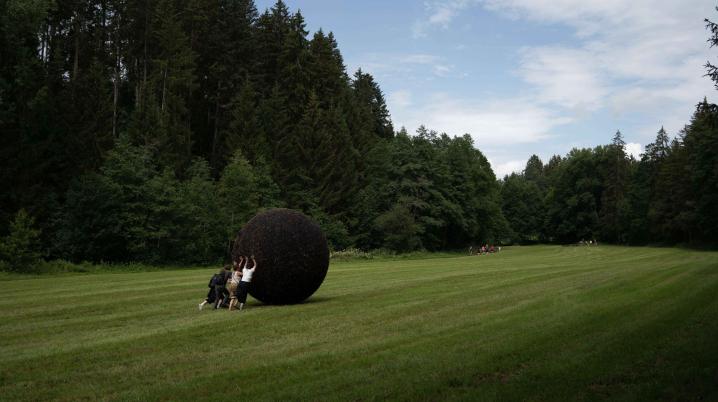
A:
245 295 334 308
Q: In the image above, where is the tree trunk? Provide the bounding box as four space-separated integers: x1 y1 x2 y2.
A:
211 81 222 168
141 4 149 109
73 12 81 82
113 41 120 137
161 65 167 112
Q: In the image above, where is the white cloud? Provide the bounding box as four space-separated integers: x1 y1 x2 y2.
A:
433 64 454 77
412 0 476 38
388 90 413 108
491 0 714 120
351 53 460 79
491 159 526 178
400 54 440 64
519 46 608 112
625 142 642 160
389 93 572 145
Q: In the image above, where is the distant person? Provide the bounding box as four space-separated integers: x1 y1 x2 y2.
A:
228 256 244 311
198 265 230 311
489 245 495 253
235 255 257 311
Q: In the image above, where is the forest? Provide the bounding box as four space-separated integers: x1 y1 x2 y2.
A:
1 0 717 270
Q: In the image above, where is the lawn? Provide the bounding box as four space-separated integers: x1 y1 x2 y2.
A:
1 245 717 401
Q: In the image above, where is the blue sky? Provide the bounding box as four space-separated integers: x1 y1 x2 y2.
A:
256 0 716 176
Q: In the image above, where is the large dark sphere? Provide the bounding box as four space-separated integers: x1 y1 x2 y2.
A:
231 209 329 304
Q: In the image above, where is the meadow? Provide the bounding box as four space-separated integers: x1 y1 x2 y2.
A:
1 245 717 401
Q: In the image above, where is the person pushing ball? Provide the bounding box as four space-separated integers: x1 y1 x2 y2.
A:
230 255 256 311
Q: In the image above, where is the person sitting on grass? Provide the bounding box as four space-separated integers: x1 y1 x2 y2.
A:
227 257 244 311
234 255 257 311
199 264 230 311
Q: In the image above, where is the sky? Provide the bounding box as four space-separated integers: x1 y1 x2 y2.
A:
255 0 717 177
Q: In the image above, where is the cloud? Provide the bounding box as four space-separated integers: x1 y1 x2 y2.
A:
414 0 714 134
412 0 476 38
389 93 572 145
351 53 459 79
400 54 440 64
388 90 413 108
491 159 525 178
491 0 714 128
519 46 608 112
625 142 642 160
433 64 454 77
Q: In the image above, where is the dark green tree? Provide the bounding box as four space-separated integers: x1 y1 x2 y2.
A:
0 209 42 272
599 130 631 243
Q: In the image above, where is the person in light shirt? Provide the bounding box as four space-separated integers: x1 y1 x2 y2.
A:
234 255 257 311
227 256 244 311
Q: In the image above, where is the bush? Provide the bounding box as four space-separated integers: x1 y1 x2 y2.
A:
330 248 374 260
0 210 43 272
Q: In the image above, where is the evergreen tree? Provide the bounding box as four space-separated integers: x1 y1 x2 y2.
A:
545 149 601 242
129 0 197 172
351 69 394 148
705 10 718 89
682 99 718 243
224 81 266 164
599 130 630 243
0 209 42 272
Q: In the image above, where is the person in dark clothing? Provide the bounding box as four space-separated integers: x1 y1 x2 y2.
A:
198 265 231 310
213 265 232 309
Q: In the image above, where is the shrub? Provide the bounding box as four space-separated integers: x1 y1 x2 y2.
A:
0 210 42 272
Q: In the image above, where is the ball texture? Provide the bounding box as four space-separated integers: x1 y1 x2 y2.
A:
231 208 329 304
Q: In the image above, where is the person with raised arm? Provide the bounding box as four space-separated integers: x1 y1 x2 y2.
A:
235 255 257 311
227 256 244 311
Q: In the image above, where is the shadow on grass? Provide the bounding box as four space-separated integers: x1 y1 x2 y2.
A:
199 296 334 313
243 295 334 309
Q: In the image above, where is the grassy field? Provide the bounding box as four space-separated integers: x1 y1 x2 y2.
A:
1 246 717 401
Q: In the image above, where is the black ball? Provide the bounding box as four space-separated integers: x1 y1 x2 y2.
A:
231 209 329 304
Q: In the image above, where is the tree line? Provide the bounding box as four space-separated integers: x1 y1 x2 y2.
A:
0 0 508 268
501 106 718 247
1 0 717 270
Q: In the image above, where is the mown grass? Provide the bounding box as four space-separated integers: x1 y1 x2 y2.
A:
1 245 717 401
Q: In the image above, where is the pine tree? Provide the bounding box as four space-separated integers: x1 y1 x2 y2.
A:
308 29 348 108
644 127 670 161
351 69 393 143
0 209 42 272
224 81 266 165
254 1 292 90
599 130 630 243
129 0 197 172
683 98 718 243
705 10 718 89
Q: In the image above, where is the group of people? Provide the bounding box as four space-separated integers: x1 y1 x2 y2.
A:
469 244 501 255
199 255 257 312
